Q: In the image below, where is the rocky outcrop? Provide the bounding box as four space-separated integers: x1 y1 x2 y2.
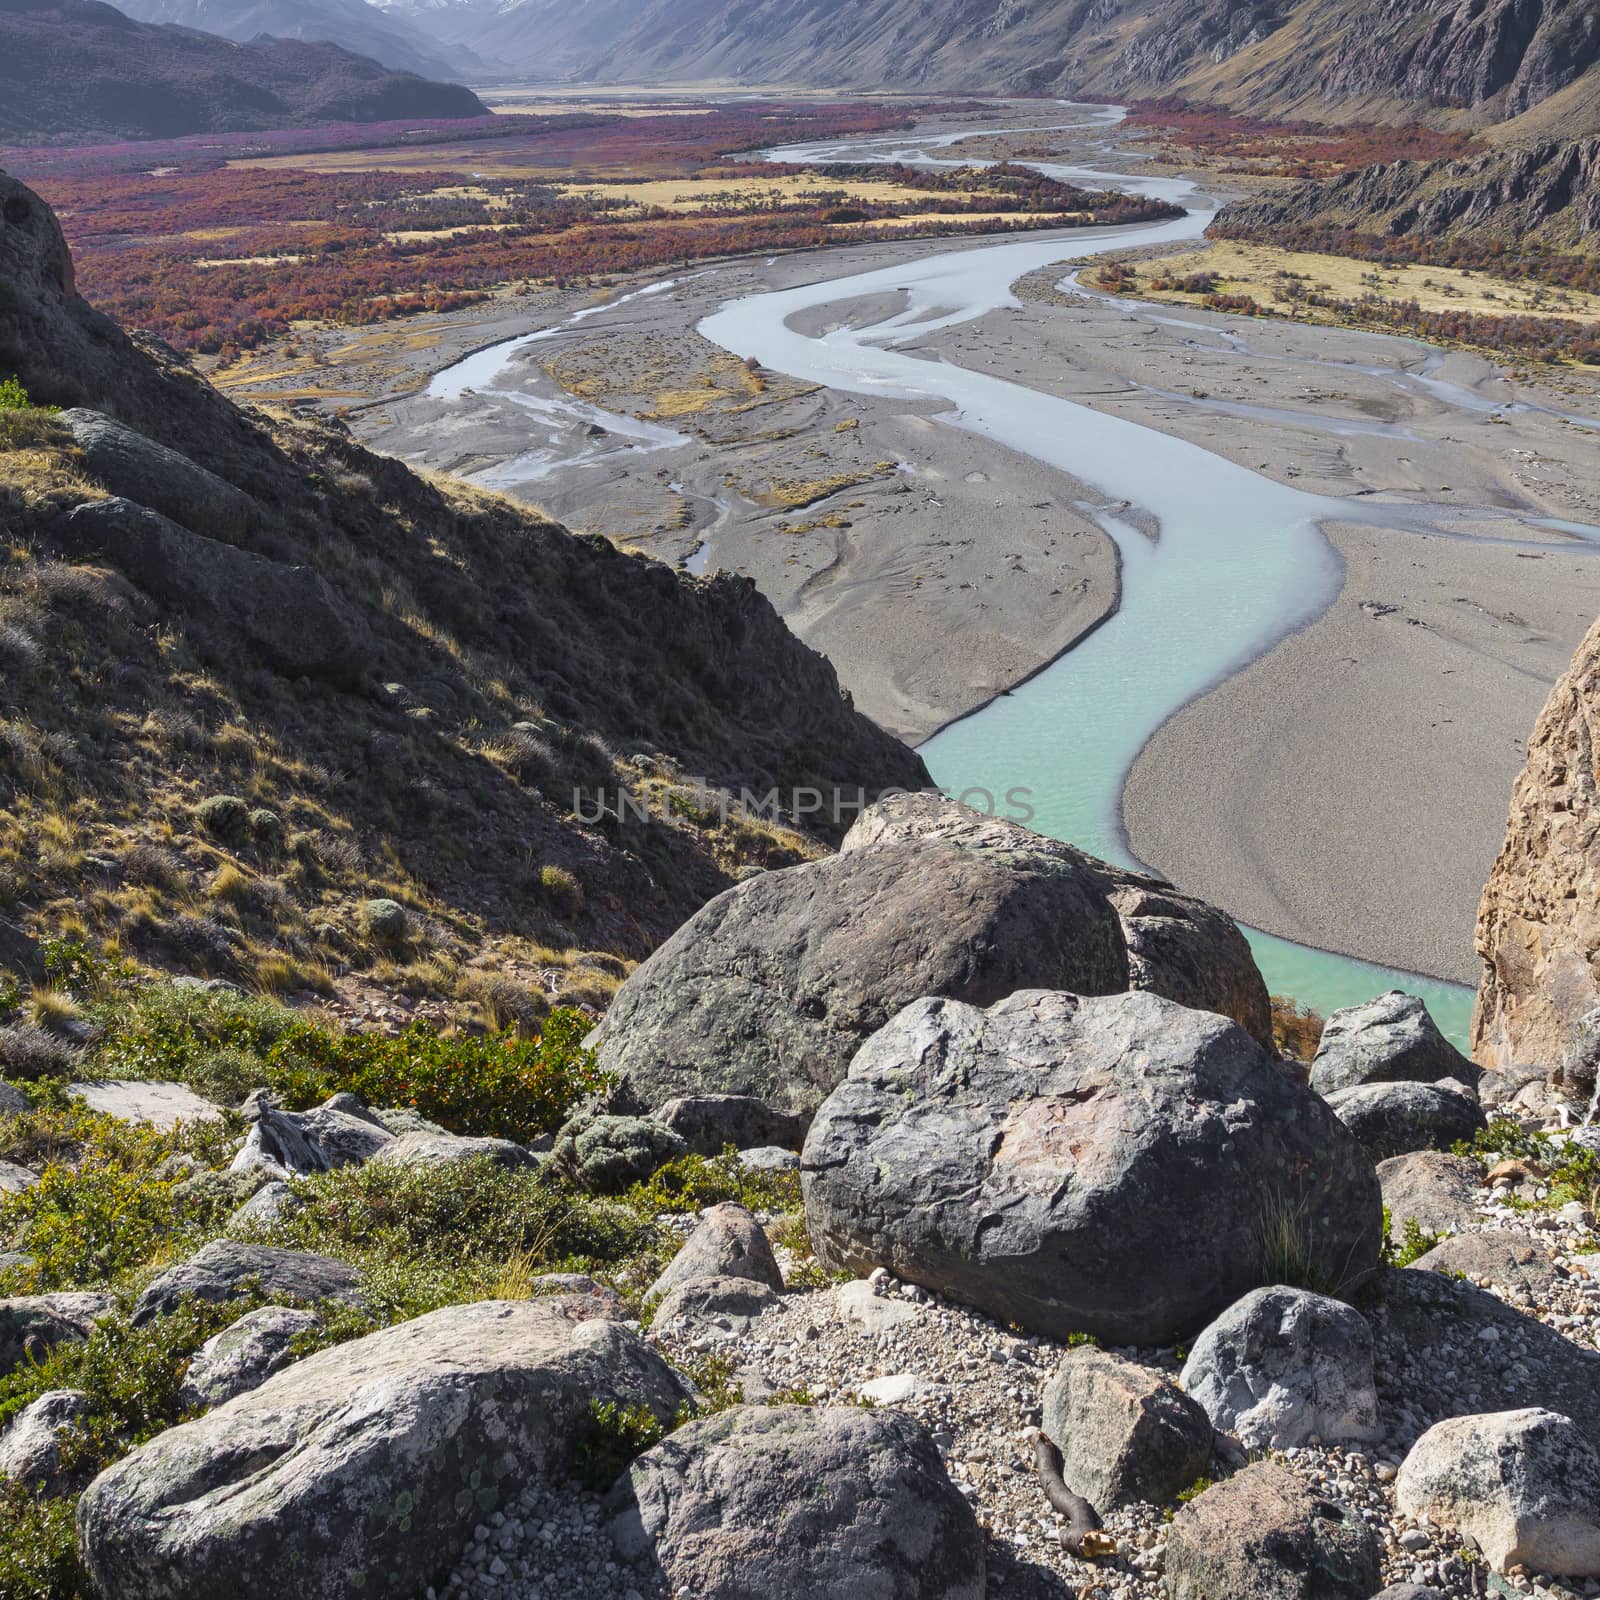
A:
1040 1347 1212 1510
232 1094 393 1176
131 1242 366 1327
1473 610 1600 1073
652 1275 781 1337
647 1202 783 1302
653 1094 807 1156
367 1130 537 1170
1179 1287 1380 1451
1324 1079 1486 1161
1310 992 1477 1097
67 1079 222 1130
54 498 367 685
59 409 258 542
179 1307 321 1410
78 1299 690 1600
1164 1462 1382 1600
607 1404 984 1600
1396 1409 1600 1575
592 797 1271 1117
0 1293 115 1378
801 988 1381 1345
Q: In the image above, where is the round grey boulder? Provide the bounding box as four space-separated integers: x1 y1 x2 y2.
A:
802 989 1382 1345
0 1293 115 1378
1040 1346 1212 1510
179 1306 321 1410
648 1202 783 1301
1310 991 1477 1097
1397 1408 1600 1575
652 1275 781 1337
1377 1151 1481 1245
1179 1287 1380 1451
591 797 1270 1117
550 1112 686 1193
1164 1461 1381 1600
0 1389 91 1491
607 1404 984 1600
78 1299 691 1600
0 1159 38 1194
367 1130 537 1170
1324 1079 1486 1161
131 1242 365 1327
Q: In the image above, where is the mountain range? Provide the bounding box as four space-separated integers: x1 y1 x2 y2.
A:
0 0 486 140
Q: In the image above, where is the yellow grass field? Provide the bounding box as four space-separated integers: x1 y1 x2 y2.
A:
1129 240 1600 324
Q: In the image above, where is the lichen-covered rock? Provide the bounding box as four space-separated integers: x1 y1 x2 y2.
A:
648 1202 783 1301
652 1275 781 1337
654 1093 808 1156
230 1093 393 1177
0 1294 115 1378
550 1112 686 1193
1179 1287 1380 1451
367 1130 537 1170
67 1078 222 1129
179 1307 321 1409
78 1299 691 1600
1408 1229 1559 1297
1324 1079 1486 1160
802 989 1381 1344
1310 992 1477 1097
591 797 1271 1117
1377 1151 1481 1244
1396 1409 1600 1575
0 1159 38 1194
607 1404 984 1600
58 409 258 542
0 1389 90 1492
360 897 409 944
54 497 366 684
1164 1462 1382 1600
1474 611 1600 1071
226 1180 301 1233
1040 1347 1212 1510
131 1242 365 1327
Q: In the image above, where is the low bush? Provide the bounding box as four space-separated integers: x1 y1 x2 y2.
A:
624 1147 801 1217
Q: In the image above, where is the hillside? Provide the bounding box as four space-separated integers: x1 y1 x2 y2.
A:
0 0 486 141
397 0 1600 136
0 164 927 1019
113 0 479 81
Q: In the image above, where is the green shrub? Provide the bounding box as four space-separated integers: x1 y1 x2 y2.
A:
624 1147 801 1217
194 794 249 839
0 376 31 411
538 865 584 919
568 1398 678 1491
0 1486 78 1600
247 808 282 843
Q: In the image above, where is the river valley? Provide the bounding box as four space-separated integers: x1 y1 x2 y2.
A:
325 100 1600 1041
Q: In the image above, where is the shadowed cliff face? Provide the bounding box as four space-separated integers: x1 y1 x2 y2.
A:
0 172 930 978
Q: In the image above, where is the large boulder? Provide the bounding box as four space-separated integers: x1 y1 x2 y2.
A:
367 1130 536 1170
1164 1462 1381 1600
652 1275 781 1338
590 797 1271 1116
54 498 365 684
78 1299 691 1600
1473 611 1600 1072
1040 1347 1212 1510
0 1293 115 1378
1310 992 1477 1096
647 1203 783 1302
607 1404 984 1600
59 409 258 542
231 1094 393 1177
67 1079 222 1130
1408 1230 1559 1300
0 1389 90 1492
1324 1079 1486 1161
179 1306 321 1410
1178 1287 1380 1451
802 989 1382 1345
1377 1151 1481 1244
654 1094 808 1156
1396 1409 1600 1576
131 1242 365 1327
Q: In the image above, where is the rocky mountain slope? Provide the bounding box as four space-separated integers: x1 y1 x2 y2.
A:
394 0 1600 135
0 0 485 140
1473 608 1600 1075
113 0 478 82
0 166 926 1011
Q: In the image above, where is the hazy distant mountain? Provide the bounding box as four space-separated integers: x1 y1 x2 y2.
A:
385 0 1600 137
0 0 487 140
117 0 479 81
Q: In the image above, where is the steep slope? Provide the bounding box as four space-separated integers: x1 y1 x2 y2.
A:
114 0 479 81
1473 611 1600 1072
1214 139 1600 253
402 0 1600 135
0 168 928 1001
0 0 485 141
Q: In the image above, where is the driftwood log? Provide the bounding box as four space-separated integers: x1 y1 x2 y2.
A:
1030 1430 1117 1557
